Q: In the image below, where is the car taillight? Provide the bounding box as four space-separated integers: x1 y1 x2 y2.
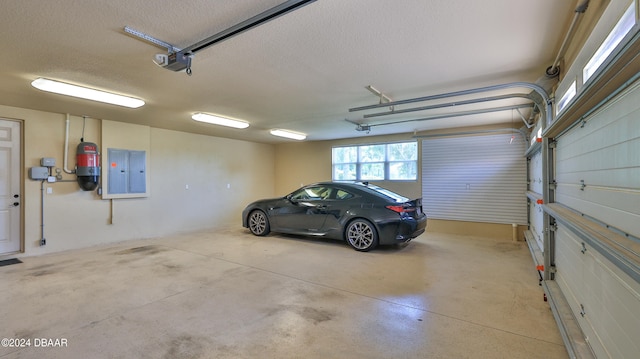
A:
386 205 416 214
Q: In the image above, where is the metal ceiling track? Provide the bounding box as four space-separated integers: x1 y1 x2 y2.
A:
350 82 550 112
349 81 553 129
125 0 316 74
123 26 181 53
179 0 316 56
362 93 535 119
366 104 534 128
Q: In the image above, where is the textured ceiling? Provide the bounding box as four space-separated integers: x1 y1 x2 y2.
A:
0 0 575 143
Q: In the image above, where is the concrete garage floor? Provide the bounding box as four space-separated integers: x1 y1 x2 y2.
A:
1 228 568 359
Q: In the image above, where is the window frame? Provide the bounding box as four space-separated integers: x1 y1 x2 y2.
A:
332 141 418 181
583 1 637 84
556 80 577 115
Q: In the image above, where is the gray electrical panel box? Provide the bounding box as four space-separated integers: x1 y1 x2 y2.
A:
29 167 49 180
40 157 56 167
108 148 146 194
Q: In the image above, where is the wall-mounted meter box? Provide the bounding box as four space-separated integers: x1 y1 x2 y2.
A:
40 157 56 167
29 167 49 180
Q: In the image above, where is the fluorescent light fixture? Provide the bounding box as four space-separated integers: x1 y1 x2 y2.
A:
270 129 306 140
31 78 144 108
192 113 249 129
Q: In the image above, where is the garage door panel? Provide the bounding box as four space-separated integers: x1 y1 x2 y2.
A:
556 137 640 189
422 133 527 225
529 201 544 250
556 226 584 295
587 243 640 358
555 116 640 162
599 267 640 357
555 223 640 358
555 88 640 159
555 80 640 238
529 150 543 194
555 188 640 236
555 167 640 189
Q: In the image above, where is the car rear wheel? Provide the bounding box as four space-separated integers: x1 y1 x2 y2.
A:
248 210 270 236
345 219 378 251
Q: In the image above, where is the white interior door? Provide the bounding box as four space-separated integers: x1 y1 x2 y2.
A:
0 119 21 254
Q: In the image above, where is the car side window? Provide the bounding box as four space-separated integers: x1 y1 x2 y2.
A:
335 189 354 200
290 186 332 200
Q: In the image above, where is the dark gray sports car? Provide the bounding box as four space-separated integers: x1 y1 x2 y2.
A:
241 181 427 251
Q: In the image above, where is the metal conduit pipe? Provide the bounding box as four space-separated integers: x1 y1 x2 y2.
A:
546 0 590 77
349 81 552 128
63 114 76 174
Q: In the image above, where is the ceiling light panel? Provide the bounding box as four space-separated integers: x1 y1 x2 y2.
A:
192 113 249 129
31 78 145 108
270 129 306 140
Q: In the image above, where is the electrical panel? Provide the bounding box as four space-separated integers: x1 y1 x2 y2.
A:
40 157 56 167
108 149 146 194
29 167 49 180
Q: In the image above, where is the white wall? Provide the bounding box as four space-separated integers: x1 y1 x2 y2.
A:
0 104 275 256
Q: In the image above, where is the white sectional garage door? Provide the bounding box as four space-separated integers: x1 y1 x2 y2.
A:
554 81 640 236
528 148 544 251
422 133 527 225
553 79 640 358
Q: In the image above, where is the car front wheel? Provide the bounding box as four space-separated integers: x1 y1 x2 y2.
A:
345 219 378 251
248 210 270 236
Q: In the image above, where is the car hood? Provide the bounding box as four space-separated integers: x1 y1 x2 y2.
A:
246 197 285 207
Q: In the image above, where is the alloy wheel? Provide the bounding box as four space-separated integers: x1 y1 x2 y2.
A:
346 219 377 251
249 210 269 236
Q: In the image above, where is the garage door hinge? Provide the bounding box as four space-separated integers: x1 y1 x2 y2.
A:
581 242 587 254
549 181 557 190
549 265 557 274
579 304 586 317
549 224 558 232
548 140 557 149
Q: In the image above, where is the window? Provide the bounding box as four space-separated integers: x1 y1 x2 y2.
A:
290 186 332 200
332 141 417 181
388 142 418 180
332 146 357 180
583 2 636 83
556 80 576 114
359 144 385 180
335 189 354 200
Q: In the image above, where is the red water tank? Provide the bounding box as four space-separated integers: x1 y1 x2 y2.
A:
76 142 100 191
